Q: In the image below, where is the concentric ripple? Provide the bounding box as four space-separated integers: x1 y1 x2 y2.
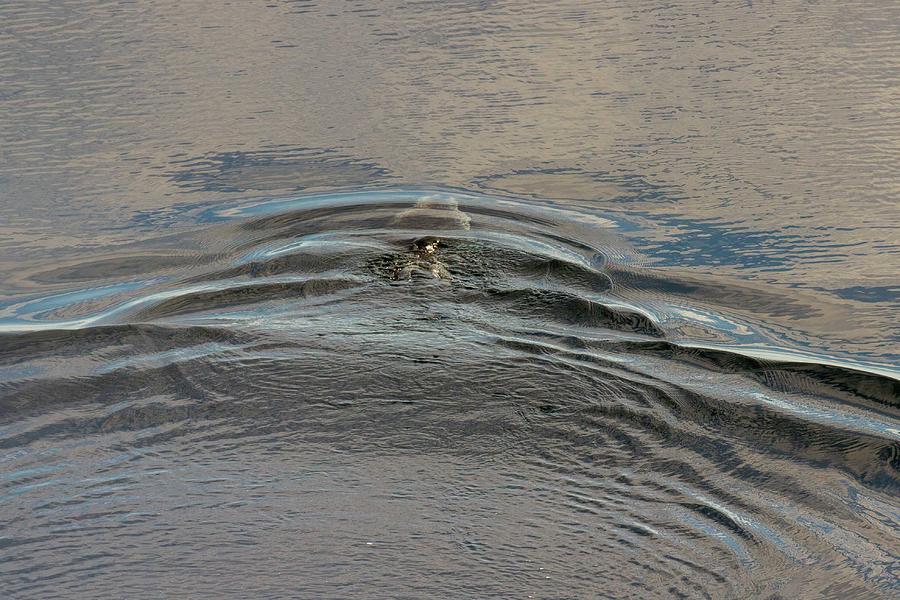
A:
1 189 898 599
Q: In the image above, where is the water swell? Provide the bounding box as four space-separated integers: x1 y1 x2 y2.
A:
1 189 898 597
2 189 896 373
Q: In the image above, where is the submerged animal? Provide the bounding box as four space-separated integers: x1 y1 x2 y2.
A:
382 196 471 282
391 236 451 281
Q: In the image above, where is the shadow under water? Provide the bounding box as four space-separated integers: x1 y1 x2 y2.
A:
0 189 898 598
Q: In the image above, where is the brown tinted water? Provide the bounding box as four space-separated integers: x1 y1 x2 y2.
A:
0 1 898 598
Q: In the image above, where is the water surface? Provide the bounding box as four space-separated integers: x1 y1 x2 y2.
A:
1 1 898 598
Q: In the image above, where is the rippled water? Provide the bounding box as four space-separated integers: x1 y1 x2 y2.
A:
1 1 898 598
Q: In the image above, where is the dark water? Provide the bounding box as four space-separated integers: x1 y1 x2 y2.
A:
1 2 899 599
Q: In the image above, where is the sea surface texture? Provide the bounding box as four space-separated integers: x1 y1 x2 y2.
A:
0 1 898 598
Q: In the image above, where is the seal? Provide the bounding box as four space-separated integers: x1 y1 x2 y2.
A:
392 236 451 281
